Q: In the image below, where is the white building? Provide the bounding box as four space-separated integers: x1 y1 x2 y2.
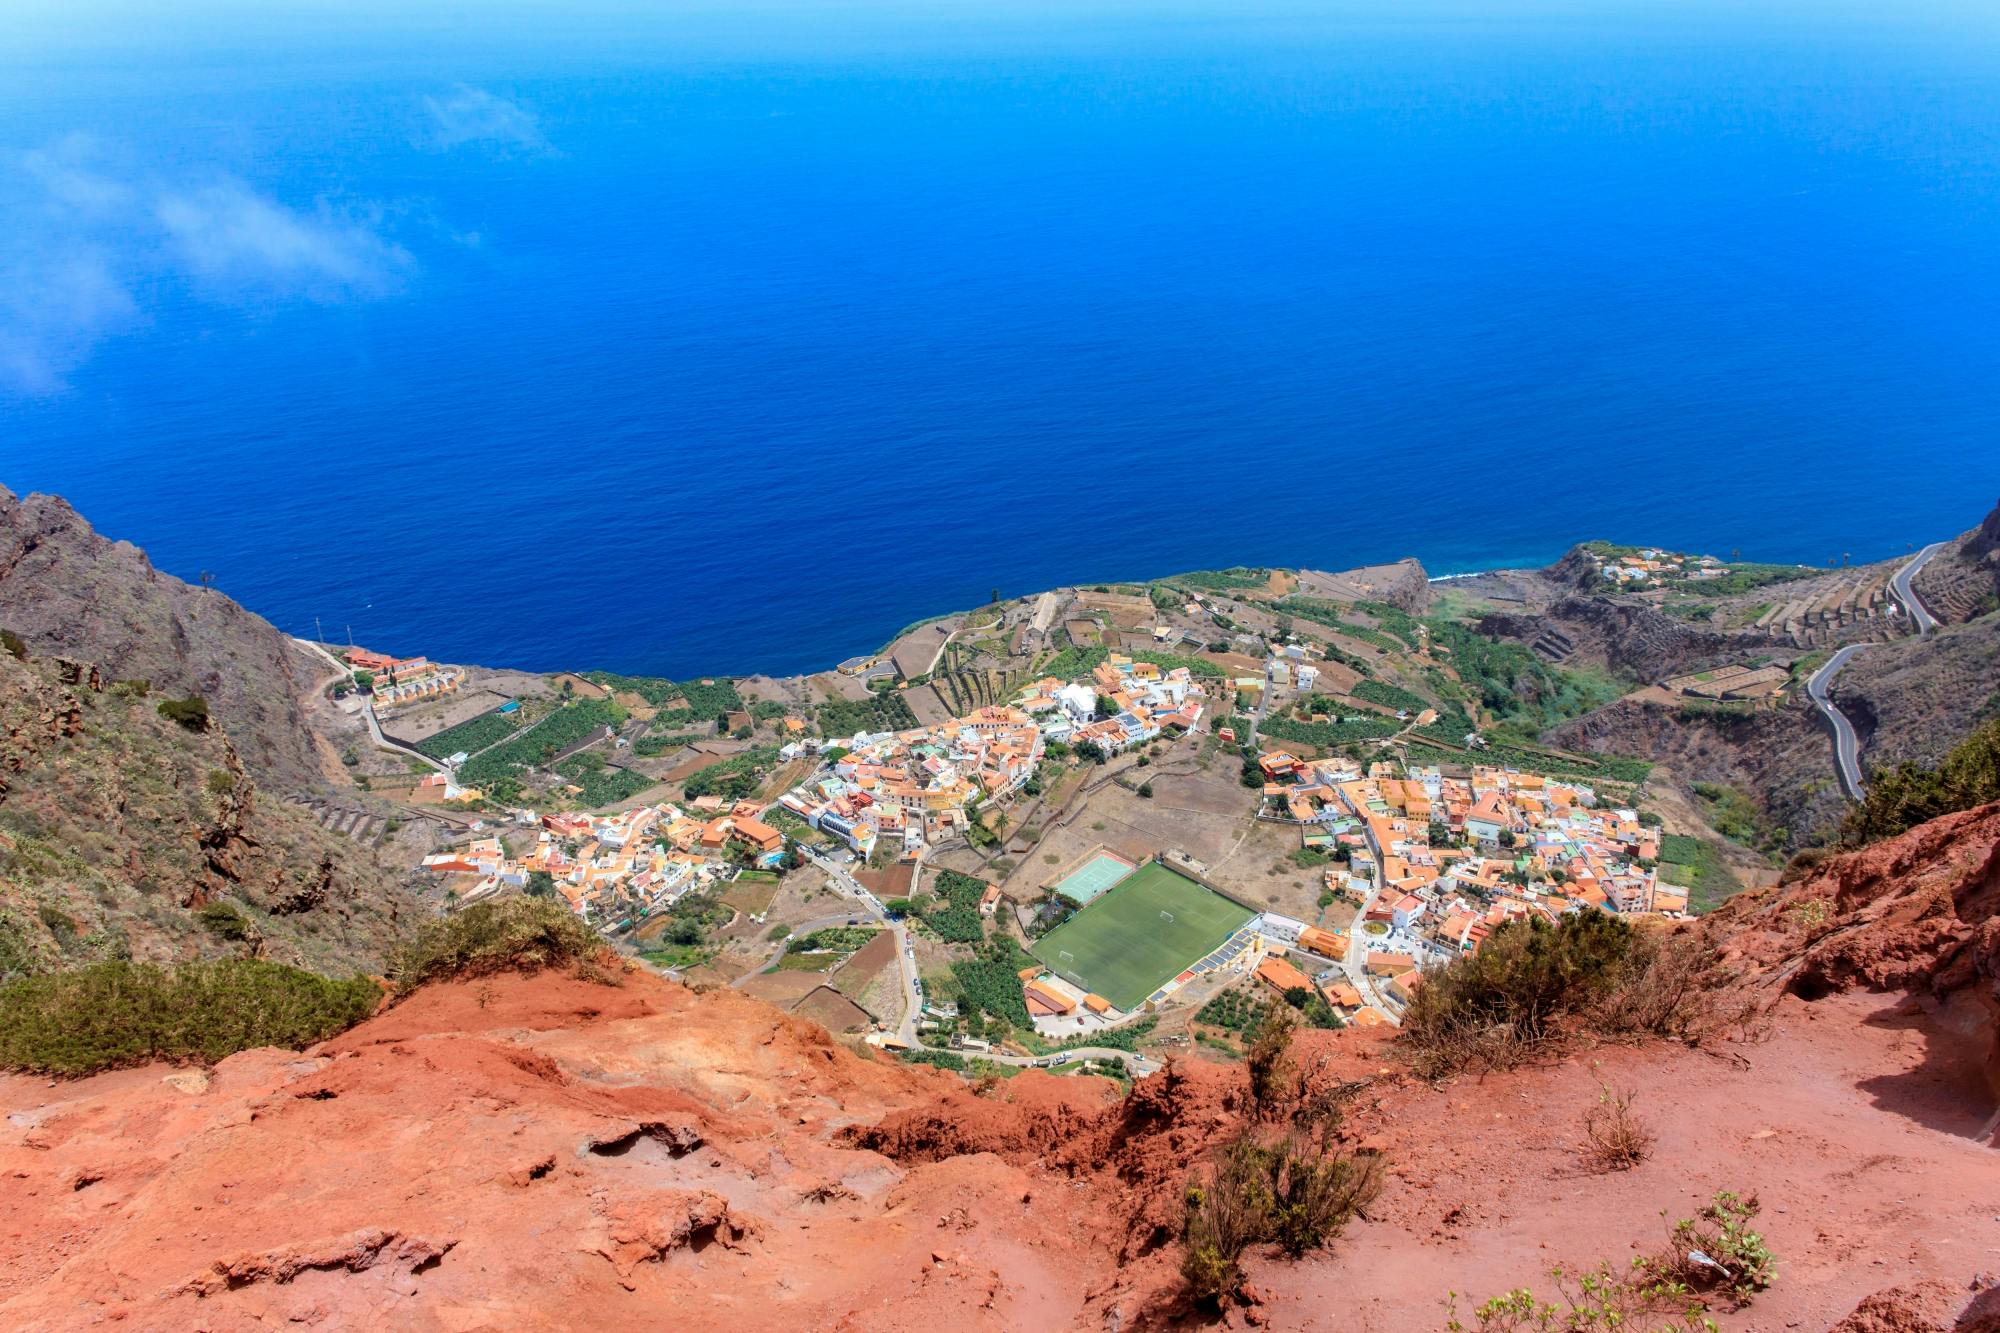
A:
1057 682 1098 721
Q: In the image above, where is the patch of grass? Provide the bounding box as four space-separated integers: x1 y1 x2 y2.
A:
1657 834 1746 912
391 897 613 995
0 959 379 1077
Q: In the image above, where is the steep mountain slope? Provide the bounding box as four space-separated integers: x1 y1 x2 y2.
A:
1913 500 2000 626
6 807 2000 1330
0 487 342 790
0 648 416 979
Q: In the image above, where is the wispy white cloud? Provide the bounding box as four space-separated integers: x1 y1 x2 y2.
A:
156 182 412 300
0 246 137 396
420 86 549 154
0 137 416 395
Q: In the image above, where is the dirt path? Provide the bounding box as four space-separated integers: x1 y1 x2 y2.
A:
1252 988 2000 1331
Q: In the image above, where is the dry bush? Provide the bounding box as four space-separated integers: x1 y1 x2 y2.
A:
1449 1190 1777 1330
1267 1131 1383 1257
1406 916 1767 1080
1593 928 1768 1050
1401 912 1635 1078
391 897 618 995
1181 1136 1277 1302
1579 1079 1654 1172
1245 1004 1299 1118
1181 1130 1383 1302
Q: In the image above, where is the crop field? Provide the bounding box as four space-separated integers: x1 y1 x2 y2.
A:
1031 862 1252 1011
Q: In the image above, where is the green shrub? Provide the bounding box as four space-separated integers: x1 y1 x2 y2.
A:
391 897 612 995
157 695 210 731
195 900 252 942
1842 716 2000 846
900 1047 967 1072
0 959 379 1076
1448 1189 1774 1329
0 629 24 660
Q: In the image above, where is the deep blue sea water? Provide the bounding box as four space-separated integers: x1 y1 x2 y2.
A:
6 0 2000 677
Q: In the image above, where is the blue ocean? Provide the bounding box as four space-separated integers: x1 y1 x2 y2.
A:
6 0 2000 678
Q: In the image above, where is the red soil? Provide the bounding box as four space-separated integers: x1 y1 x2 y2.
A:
4 805 1999 1331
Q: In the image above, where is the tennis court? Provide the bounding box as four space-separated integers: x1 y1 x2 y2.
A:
1031 861 1253 1011
1050 850 1136 905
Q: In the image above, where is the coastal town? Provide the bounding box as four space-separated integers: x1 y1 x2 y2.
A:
378 585 1698 1062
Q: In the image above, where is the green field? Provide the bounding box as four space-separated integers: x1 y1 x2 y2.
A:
1031 862 1253 1011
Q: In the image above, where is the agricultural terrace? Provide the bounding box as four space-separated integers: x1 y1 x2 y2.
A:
1031 861 1252 1011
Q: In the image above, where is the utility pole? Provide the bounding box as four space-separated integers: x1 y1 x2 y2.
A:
314 616 325 649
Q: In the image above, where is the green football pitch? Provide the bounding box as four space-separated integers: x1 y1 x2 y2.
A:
1030 861 1253 1011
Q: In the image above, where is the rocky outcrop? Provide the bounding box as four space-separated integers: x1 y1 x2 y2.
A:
7 944 2000 1330
1832 611 2000 755
1549 693 1844 851
1294 558 1433 614
1704 800 2000 1144
0 487 337 789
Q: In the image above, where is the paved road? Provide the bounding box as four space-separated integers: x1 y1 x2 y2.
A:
291 637 450 774
1806 644 1870 802
1802 544 1946 803
1890 541 1946 638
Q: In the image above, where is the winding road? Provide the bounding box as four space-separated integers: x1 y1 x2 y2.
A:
1806 644 1871 803
1805 543 1946 802
1890 541 1946 638
291 637 449 775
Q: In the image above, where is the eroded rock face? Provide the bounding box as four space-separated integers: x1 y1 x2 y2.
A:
1705 801 2000 1144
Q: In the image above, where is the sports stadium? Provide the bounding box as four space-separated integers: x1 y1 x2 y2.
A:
1030 858 1252 1011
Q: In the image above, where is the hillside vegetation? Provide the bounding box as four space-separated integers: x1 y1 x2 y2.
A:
0 649 414 982
1842 714 2000 846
